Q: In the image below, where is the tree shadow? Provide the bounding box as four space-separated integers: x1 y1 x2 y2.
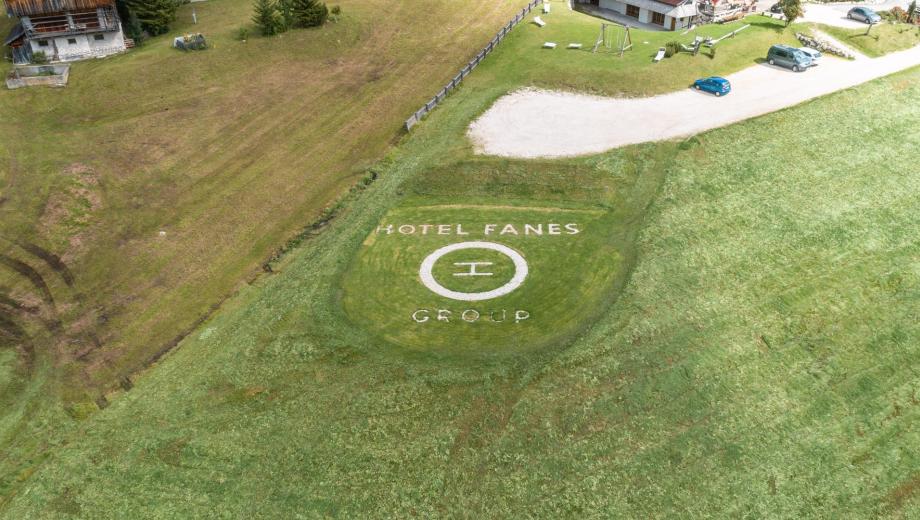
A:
747 17 788 34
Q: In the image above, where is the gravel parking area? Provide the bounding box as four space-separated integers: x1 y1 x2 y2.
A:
469 42 920 158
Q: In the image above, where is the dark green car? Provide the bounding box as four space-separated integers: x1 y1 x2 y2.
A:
767 44 813 72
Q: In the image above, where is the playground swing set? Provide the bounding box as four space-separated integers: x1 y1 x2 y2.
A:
592 22 633 56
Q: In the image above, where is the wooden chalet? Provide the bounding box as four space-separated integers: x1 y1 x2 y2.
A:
4 0 126 64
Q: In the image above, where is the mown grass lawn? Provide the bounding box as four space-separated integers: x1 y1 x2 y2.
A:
2 30 918 518
4 0 919 515
0 0 533 503
819 21 920 57
0 1 812 500
474 10 799 96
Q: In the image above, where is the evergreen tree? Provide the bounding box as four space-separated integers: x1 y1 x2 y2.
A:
124 0 179 35
115 0 145 42
290 0 328 28
277 0 295 30
253 0 283 36
908 0 917 23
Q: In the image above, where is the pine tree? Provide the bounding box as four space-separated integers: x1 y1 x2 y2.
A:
124 0 179 36
290 0 328 28
252 0 283 36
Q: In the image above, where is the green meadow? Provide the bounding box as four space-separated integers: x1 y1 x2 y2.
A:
2 1 920 517
820 22 920 57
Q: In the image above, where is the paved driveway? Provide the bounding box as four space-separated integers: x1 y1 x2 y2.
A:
468 44 920 158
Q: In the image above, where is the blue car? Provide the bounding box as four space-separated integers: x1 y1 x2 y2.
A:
693 76 731 97
848 7 881 24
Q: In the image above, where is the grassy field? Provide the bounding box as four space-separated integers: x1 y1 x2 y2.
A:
1 1 918 510
0 1 810 498
0 0 532 499
3 0 919 515
819 21 920 57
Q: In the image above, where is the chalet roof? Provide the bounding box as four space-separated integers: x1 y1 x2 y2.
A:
4 0 114 17
628 0 698 16
4 22 25 45
653 0 692 7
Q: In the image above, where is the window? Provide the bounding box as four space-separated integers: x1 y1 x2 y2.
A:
626 4 640 17
67 38 77 45
94 34 105 41
38 40 49 47
652 12 665 25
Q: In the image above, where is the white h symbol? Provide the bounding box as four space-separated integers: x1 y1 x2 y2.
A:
453 261 494 277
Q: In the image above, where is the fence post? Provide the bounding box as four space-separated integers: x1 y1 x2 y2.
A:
404 3 529 131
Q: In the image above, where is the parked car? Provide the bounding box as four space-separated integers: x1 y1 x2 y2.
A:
797 47 821 63
693 76 731 96
769 2 783 13
848 7 881 24
766 44 813 72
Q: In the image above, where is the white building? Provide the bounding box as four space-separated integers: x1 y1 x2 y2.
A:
4 0 127 64
580 0 699 30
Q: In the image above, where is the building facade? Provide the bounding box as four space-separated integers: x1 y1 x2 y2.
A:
4 0 126 64
581 0 698 30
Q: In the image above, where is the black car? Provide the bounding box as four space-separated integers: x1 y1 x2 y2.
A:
769 2 783 13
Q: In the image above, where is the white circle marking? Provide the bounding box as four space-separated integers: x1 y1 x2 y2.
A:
419 241 528 302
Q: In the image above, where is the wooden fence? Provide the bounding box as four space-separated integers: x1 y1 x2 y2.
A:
404 0 543 131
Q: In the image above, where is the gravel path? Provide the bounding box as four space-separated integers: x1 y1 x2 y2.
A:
468 44 920 158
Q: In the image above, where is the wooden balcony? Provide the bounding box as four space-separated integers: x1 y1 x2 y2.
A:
24 8 118 39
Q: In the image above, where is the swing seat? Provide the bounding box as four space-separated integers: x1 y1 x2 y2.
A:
543 2 550 14
654 47 665 62
534 16 546 27
543 42 557 49
567 43 582 49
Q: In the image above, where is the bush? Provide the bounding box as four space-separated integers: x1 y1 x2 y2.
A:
32 51 49 64
664 41 681 58
331 5 341 15
887 6 908 22
235 26 250 41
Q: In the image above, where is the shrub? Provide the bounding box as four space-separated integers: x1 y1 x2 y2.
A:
235 26 250 41
32 51 49 64
664 41 681 58
331 5 341 15
890 6 907 22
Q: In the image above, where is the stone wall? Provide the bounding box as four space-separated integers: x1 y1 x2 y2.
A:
5 64 70 89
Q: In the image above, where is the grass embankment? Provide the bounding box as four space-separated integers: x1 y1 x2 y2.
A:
819 22 920 57
3 13 919 514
